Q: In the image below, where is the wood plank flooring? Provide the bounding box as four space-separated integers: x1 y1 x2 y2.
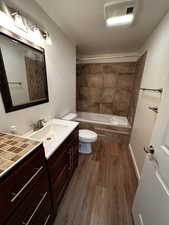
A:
53 137 138 225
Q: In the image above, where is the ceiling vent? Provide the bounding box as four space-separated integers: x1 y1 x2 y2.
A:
104 0 137 27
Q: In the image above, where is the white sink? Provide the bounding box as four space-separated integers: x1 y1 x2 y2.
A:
25 119 79 159
30 124 70 141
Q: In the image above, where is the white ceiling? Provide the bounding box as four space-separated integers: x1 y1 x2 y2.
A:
36 0 169 55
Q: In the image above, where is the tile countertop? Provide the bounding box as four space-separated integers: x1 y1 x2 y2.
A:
0 133 41 178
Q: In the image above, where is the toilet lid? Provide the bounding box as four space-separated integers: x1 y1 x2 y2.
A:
79 129 97 141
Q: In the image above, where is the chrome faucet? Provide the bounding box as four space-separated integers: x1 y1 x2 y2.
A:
33 119 47 131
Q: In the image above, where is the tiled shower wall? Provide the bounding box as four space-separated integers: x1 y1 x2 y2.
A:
77 62 137 118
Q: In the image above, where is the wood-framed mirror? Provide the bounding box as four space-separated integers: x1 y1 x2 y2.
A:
0 27 49 113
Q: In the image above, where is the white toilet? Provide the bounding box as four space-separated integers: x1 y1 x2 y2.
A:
62 113 98 154
79 129 97 154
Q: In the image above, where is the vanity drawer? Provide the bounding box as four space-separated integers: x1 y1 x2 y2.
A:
6 173 53 225
0 146 46 224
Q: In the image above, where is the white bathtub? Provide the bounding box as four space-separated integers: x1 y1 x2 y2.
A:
75 112 130 128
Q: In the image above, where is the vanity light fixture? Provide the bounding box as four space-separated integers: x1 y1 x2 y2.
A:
12 11 27 32
0 2 52 46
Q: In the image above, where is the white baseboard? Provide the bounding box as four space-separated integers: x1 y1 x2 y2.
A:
129 144 141 181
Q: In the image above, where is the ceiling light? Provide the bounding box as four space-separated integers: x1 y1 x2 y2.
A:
104 0 136 27
106 14 134 26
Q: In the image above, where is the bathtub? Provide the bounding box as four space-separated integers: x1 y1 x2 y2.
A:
75 112 130 128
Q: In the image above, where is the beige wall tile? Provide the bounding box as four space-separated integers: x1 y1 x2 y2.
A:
113 101 130 116
87 74 103 88
77 101 100 113
100 103 113 114
102 63 121 74
78 64 103 75
79 87 102 103
117 75 135 91
118 62 137 74
114 90 131 103
101 89 115 103
103 73 117 88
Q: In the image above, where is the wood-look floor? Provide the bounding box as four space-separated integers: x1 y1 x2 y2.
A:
54 137 138 225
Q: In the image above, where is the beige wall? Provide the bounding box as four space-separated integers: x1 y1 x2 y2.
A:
0 0 76 135
130 10 169 176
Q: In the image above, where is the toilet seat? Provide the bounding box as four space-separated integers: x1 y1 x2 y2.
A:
79 129 97 143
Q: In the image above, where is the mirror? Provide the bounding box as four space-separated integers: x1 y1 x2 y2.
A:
0 31 49 113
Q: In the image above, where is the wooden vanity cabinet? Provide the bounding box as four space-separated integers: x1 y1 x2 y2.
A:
0 127 79 224
47 126 79 214
0 145 53 225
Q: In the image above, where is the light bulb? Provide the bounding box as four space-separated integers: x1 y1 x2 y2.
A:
14 13 27 32
31 26 44 46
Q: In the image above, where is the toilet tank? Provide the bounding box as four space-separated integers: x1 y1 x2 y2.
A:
62 113 77 121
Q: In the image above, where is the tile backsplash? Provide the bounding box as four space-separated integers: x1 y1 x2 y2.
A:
77 62 137 117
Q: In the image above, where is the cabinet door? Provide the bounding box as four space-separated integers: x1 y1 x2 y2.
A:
48 146 67 181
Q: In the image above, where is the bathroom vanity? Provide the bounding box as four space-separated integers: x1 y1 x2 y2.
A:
0 119 79 225
26 119 79 214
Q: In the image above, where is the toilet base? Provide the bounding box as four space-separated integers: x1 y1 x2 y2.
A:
79 142 92 154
